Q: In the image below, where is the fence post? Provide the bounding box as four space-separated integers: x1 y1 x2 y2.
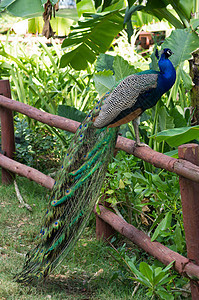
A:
96 149 119 241
178 144 199 299
0 80 15 184
96 199 116 241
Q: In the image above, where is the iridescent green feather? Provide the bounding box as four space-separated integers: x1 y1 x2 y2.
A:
15 92 118 283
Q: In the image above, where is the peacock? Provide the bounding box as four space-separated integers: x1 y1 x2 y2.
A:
15 48 176 283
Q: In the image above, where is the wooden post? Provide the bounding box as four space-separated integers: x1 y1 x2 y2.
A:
96 149 119 241
0 80 15 184
96 198 116 241
178 144 199 299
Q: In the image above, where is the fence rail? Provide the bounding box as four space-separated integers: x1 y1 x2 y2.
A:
1 92 199 183
1 80 199 299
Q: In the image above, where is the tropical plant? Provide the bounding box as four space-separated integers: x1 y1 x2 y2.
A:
0 36 98 153
0 38 96 119
109 243 186 299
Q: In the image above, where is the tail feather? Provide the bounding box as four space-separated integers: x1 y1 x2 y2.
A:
15 97 118 283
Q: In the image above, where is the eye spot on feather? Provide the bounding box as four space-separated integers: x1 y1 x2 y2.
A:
83 153 88 160
54 181 56 185
84 124 87 127
51 200 57 206
61 165 63 168
96 106 98 109
79 125 82 129
65 189 71 196
53 221 60 228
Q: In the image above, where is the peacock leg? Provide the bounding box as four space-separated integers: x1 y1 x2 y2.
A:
133 117 149 147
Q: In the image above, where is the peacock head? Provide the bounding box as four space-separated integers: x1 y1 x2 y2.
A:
161 48 174 58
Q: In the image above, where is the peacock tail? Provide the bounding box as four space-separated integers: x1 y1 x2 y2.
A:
15 92 118 283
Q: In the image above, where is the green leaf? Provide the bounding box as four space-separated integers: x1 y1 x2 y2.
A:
162 29 199 68
7 0 43 18
173 222 184 252
150 48 159 71
96 202 101 215
96 53 115 72
124 4 144 41
130 172 148 184
176 0 194 20
39 42 59 75
164 149 178 158
153 271 168 285
190 18 199 30
124 4 144 23
180 67 193 90
119 179 125 189
41 0 58 4
56 8 78 21
158 289 174 300
0 0 16 11
106 189 114 194
153 125 199 147
58 105 86 122
144 7 184 29
169 107 187 128
139 262 153 282
129 276 151 287
60 43 97 70
103 0 125 12
151 211 172 241
163 261 175 272
60 10 123 70
158 106 175 132
93 70 116 96
113 55 136 81
76 0 96 17
145 0 168 10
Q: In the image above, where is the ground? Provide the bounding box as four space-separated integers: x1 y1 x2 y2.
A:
0 176 147 300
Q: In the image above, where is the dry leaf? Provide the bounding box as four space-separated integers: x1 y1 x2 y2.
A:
141 214 149 226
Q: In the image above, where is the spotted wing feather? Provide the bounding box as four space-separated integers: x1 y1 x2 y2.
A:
93 73 158 128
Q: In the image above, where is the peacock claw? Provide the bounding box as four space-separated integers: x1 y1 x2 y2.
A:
135 142 150 148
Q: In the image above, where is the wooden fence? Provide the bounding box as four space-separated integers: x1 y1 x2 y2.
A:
1 80 199 299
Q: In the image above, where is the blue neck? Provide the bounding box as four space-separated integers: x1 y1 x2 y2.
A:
158 53 176 92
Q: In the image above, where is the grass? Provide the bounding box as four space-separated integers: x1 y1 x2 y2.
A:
0 175 147 300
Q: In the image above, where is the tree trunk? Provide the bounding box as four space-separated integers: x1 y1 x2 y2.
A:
189 49 199 125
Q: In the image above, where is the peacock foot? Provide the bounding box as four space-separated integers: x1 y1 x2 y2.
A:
135 142 150 148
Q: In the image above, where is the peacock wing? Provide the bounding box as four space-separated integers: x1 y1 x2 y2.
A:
93 72 158 128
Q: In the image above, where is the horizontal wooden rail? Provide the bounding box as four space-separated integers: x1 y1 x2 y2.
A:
94 205 199 281
0 95 79 133
0 95 199 183
0 154 55 189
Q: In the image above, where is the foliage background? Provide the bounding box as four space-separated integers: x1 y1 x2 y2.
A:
0 0 199 298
